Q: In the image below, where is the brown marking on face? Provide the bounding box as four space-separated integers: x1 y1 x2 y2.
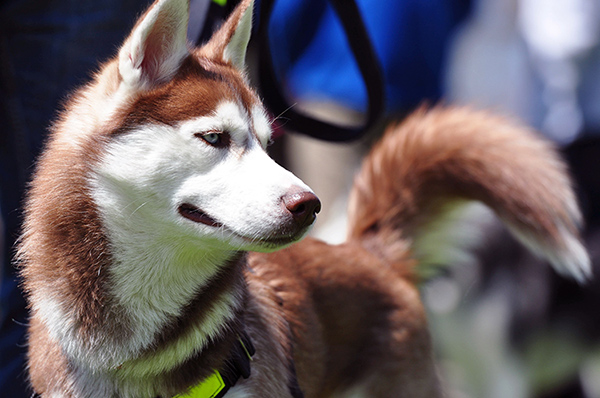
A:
112 55 263 140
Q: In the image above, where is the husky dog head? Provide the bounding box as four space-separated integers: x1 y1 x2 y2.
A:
91 0 320 256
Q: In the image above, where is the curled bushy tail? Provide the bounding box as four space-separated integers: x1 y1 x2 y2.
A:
347 106 591 282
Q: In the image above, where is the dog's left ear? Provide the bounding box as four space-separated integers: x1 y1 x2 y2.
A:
200 0 254 71
118 0 190 90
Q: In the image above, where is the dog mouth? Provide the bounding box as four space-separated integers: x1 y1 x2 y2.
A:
177 203 310 249
178 203 223 228
252 230 307 249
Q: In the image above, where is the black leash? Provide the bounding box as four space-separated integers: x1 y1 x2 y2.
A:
256 0 386 142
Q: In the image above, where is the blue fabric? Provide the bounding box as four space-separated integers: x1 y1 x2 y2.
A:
0 1 150 395
266 0 470 113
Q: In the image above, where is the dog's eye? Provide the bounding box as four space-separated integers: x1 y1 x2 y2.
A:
203 133 220 145
194 131 229 148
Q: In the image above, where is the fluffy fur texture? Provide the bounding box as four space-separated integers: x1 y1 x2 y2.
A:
19 0 589 397
348 107 590 282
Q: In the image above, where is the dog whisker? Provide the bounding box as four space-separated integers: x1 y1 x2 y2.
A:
271 102 297 126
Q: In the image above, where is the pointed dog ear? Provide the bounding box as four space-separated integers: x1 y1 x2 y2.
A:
200 0 254 71
118 0 190 90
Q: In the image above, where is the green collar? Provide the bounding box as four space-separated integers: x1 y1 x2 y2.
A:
175 333 255 398
175 371 227 398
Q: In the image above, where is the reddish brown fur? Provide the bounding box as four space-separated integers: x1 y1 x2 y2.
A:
27 317 73 394
20 0 585 396
348 107 580 262
19 128 121 339
248 239 437 397
114 55 261 135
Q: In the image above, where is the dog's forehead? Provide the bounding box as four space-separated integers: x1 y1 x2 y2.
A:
116 56 270 142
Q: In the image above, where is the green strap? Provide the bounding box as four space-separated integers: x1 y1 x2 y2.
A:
212 0 227 6
173 337 253 398
174 371 226 398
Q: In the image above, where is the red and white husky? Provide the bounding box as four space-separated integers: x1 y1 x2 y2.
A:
19 0 590 397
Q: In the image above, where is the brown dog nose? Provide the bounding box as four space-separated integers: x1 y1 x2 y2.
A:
282 190 321 229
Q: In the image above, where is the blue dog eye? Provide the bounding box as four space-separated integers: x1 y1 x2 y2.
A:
203 133 220 145
194 131 230 148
